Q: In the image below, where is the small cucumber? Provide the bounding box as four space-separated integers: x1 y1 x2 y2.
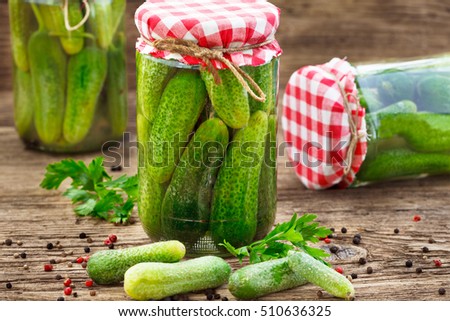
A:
124 256 231 300
90 0 125 49
86 241 186 285
211 111 268 248
136 52 174 124
148 70 207 183
9 0 33 71
13 68 34 138
106 34 128 138
255 114 277 240
229 257 308 299
161 118 229 246
29 30 67 145
38 2 84 55
201 69 250 129
63 47 107 145
288 251 355 300
357 148 450 183
416 75 450 113
242 61 275 114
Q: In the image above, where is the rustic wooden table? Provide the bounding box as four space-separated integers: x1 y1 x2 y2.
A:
0 0 449 301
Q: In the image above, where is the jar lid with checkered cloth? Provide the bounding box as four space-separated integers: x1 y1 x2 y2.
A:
282 58 369 189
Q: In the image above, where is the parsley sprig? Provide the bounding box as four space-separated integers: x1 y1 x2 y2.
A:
40 157 138 224
221 213 332 265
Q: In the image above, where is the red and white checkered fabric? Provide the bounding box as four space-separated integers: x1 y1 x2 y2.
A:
135 0 281 68
282 58 368 190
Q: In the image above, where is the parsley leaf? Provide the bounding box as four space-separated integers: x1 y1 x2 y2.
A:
41 157 137 224
220 213 332 265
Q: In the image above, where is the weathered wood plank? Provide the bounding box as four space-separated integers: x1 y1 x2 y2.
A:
0 127 449 301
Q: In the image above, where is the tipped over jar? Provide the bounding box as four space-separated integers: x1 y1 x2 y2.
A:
135 0 282 255
9 0 128 153
283 55 450 189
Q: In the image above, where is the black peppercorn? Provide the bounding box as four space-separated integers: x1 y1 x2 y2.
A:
422 247 430 253
405 260 413 268
359 257 367 265
57 297 65 301
416 267 423 274
50 259 56 264
354 234 361 239
73 292 78 298
206 293 214 300
394 228 399 234
84 247 91 253
330 228 335 232
351 273 358 279
6 282 12 289
79 232 87 239
367 266 373 274
438 288 446 295
20 252 27 259
5 239 13 246
214 293 221 300
341 227 347 234
221 297 229 301
353 237 361 245
55 274 62 280
330 245 338 254
108 243 114 249
47 243 54 250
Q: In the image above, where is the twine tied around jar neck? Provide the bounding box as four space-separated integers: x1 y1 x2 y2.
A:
140 37 273 103
63 0 90 32
332 74 366 176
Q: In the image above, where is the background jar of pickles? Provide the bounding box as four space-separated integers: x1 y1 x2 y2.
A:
135 0 282 255
9 0 128 153
355 55 450 185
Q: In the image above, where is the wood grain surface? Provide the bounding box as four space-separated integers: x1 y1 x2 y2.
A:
0 0 450 301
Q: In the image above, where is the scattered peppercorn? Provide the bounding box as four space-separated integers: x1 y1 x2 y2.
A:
351 273 358 279
330 228 335 232
359 257 367 265
394 228 399 234
85 279 94 287
341 227 347 234
46 243 54 250
422 247 430 253
330 245 338 254
406 260 413 268
5 239 13 246
335 266 344 274
67 263 73 268
354 234 361 239
108 243 115 250
17 241 23 246
206 293 214 300
44 264 53 272
84 247 91 253
64 287 72 296
89 290 96 297
413 215 421 222
76 257 84 264
324 238 331 244
57 297 65 301
19 252 26 259
317 290 323 298
70 284 76 289
50 259 56 264
367 267 373 274
73 292 78 298
79 232 87 239
81 262 87 269
23 264 29 270
57 244 63 249
214 293 221 300
109 234 118 243
104 239 112 246
111 165 122 172
55 274 62 280
87 237 93 243
433 259 442 267
221 297 229 301
352 237 361 245
13 253 20 259
63 279 72 287
6 282 12 289
428 238 436 244
416 267 423 274
438 288 446 295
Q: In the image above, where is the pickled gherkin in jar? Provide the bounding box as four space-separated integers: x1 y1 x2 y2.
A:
8 0 128 153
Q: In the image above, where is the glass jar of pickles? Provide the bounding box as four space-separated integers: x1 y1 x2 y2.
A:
9 0 128 153
135 0 282 255
283 55 450 189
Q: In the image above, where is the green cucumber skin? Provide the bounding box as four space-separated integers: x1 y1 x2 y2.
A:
417 75 450 113
107 36 128 138
86 241 186 285
377 113 450 153
148 71 207 184
39 3 84 55
255 114 277 240
124 256 231 300
242 62 274 114
13 68 34 138
63 47 107 145
229 257 307 300
90 1 112 49
201 69 250 129
357 149 450 183
211 111 268 248
9 0 33 71
161 118 229 246
29 31 67 145
136 53 174 124
288 251 355 300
